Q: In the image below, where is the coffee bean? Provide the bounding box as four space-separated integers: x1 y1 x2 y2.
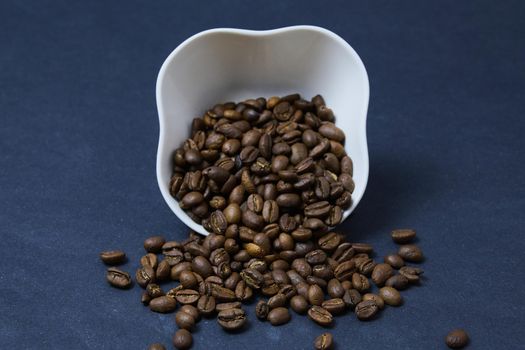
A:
308 284 324 306
384 254 405 269
342 289 362 310
327 279 345 298
371 263 394 287
197 294 216 316
215 301 242 312
180 304 200 321
268 293 287 309
172 329 192 350
352 273 370 292
355 300 379 321
362 293 384 310
106 267 132 289
156 260 171 281
149 296 177 313
319 232 341 251
212 285 237 302
314 333 334 350
288 295 308 314
217 308 246 330
171 281 196 299
445 329 469 349
379 286 403 306
351 242 373 254
223 203 241 224
399 266 424 283
175 310 195 330
136 265 155 288
192 256 213 278
334 260 355 281
255 300 269 320
308 306 333 326
267 307 291 326
276 193 301 208
391 229 416 244
148 343 166 350
100 250 126 265
180 191 204 209
398 244 424 262
385 274 409 290
321 298 346 315
240 268 264 289
146 284 164 298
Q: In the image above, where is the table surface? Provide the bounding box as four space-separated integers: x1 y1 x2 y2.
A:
1 1 524 349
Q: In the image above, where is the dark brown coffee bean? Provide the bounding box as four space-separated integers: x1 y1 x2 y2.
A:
146 283 164 298
136 265 155 288
210 210 228 234
371 263 394 287
197 294 216 316
305 249 327 265
331 243 355 263
341 280 352 290
240 268 264 289
222 203 241 224
106 267 132 289
326 279 344 298
175 289 200 305
355 300 379 321
180 304 200 321
192 256 213 278
155 260 171 281
268 293 287 309
217 308 246 330
314 332 333 350
276 193 301 208
175 311 195 330
322 298 346 315
212 285 237 302
385 274 409 290
384 254 405 269
342 289 362 310
215 301 242 312
304 201 331 218
362 293 384 309
319 123 345 142
319 232 341 251
399 266 424 283
308 306 333 326
179 270 198 289
100 250 126 265
172 329 192 350
148 343 166 350
334 260 355 281
398 244 424 262
292 259 312 279
267 307 291 326
445 329 469 349
352 273 370 292
391 229 416 244
351 242 373 254
325 206 343 226
255 300 269 320
149 296 177 313
180 191 204 209
222 139 241 156
170 261 192 280
140 253 158 269
379 286 403 306
308 284 324 306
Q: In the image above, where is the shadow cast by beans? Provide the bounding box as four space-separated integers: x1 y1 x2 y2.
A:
337 153 440 242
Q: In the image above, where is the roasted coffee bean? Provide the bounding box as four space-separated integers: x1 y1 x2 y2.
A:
341 280 352 290
399 266 424 283
192 256 213 278
305 249 327 265
217 308 246 330
179 270 198 289
175 311 195 330
343 289 362 310
319 123 345 142
398 244 424 262
308 284 324 306
148 343 166 350
385 274 409 290
267 307 291 326
314 332 334 350
319 232 341 251
142 292 152 305
197 294 216 316
321 298 346 315
210 210 228 234
172 329 192 350
308 306 333 326
147 284 164 298
180 191 204 209
136 265 155 288
175 289 200 305
268 293 287 309
100 250 126 265
276 193 301 208
352 273 370 292
255 300 270 320
140 253 158 269
362 293 384 310
242 210 264 231
371 263 394 287
106 267 132 289
223 203 242 224
379 286 403 306
212 285 237 302
170 261 192 280
384 254 405 269
355 300 379 321
290 295 309 314
327 279 345 298
445 329 469 349
216 301 242 312
180 304 200 321
331 243 355 263
149 296 177 313
240 268 264 289
391 229 416 244
334 260 355 281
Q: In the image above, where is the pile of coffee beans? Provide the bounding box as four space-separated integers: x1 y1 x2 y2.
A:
100 226 431 349
169 94 354 232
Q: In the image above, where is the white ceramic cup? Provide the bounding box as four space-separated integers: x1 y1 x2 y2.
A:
156 25 369 236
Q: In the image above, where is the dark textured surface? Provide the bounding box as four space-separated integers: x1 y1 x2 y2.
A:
1 1 524 349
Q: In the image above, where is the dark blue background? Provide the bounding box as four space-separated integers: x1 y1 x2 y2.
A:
1 1 524 349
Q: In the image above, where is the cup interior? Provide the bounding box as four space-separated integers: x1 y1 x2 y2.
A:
157 26 369 235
